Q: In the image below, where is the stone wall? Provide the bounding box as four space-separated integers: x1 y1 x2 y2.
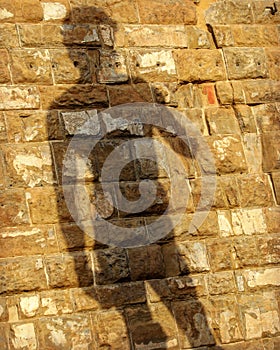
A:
0 0 279 349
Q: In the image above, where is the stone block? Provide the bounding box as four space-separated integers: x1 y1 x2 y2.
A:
217 210 234 237
5 110 63 143
115 25 189 47
242 268 280 289
223 47 268 80
242 133 262 173
41 0 69 22
172 299 215 348
0 49 10 83
257 234 280 265
26 186 72 224
126 303 179 349
233 105 256 133
137 0 197 24
253 103 280 133
232 25 279 47
18 294 40 318
0 256 47 294
10 49 52 84
211 25 235 47
263 337 280 350
0 0 43 23
252 1 280 24
0 225 58 258
177 241 210 273
44 252 93 288
218 176 240 208
39 289 74 317
50 49 91 84
39 84 108 109
215 81 234 104
237 174 273 207
93 247 130 285
37 314 93 349
174 49 226 82
0 24 19 48
108 83 153 105
71 287 99 313
261 132 280 172
207 135 247 175
205 107 240 135
0 189 30 228
9 322 37 350
0 86 40 110
96 281 146 308
128 244 165 281
2 143 55 188
186 26 212 49
271 172 280 204
209 296 243 344
231 208 267 236
73 0 139 24
97 50 128 83
264 207 280 233
232 236 259 268
0 324 8 350
266 48 280 80
207 271 236 295
207 238 233 272
92 310 130 349
205 1 253 24
128 49 177 82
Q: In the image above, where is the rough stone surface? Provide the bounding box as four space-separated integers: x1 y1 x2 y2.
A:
0 0 279 349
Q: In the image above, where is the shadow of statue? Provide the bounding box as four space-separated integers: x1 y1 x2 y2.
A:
47 5 224 349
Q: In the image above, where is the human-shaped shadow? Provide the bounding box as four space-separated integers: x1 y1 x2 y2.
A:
48 6 223 349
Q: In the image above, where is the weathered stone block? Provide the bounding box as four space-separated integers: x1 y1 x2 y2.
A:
252 1 280 24
232 236 259 268
0 256 47 294
128 244 165 281
257 234 280 265
93 247 130 285
177 241 210 273
116 25 189 48
242 268 280 289
10 49 52 84
97 50 128 83
233 105 256 133
0 225 58 258
205 1 253 24
96 281 146 308
172 299 215 348
92 310 130 349
253 103 280 133
37 314 93 349
126 303 179 349
271 172 280 204
2 143 55 188
207 271 236 295
224 47 268 80
266 48 280 80
207 135 248 175
41 0 69 22
137 0 197 24
44 252 93 288
0 189 30 227
207 238 232 272
174 49 226 82
50 49 91 84
262 132 280 172
128 49 177 82
9 322 37 350
209 296 243 344
215 81 234 104
5 110 63 143
264 207 280 233
0 0 43 23
232 25 279 47
39 289 73 317
0 49 10 83
186 26 212 49
71 287 99 313
0 86 40 110
231 208 267 236
205 107 240 135
26 186 72 224
39 84 108 109
108 83 153 105
0 24 19 48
